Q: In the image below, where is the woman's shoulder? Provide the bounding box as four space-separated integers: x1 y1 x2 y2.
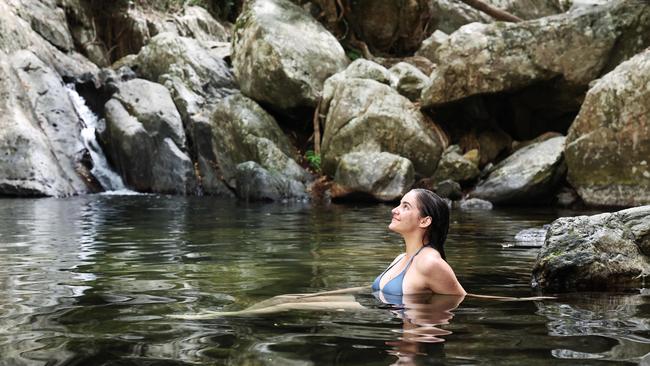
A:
415 247 451 275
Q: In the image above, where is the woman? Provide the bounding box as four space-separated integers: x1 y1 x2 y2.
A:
373 189 466 299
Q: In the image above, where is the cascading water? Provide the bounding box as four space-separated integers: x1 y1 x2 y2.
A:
66 84 131 193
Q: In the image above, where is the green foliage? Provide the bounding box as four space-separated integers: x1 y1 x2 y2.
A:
346 48 362 61
305 150 322 173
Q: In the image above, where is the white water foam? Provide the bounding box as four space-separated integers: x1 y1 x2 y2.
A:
66 84 133 193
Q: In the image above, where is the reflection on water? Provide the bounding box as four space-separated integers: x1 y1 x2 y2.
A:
0 196 648 365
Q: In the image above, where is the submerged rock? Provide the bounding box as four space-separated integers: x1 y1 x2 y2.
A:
331 152 414 202
458 198 493 210
531 205 650 291
421 0 650 107
102 79 196 194
471 136 566 204
321 76 445 177
235 161 307 202
232 0 348 111
565 49 650 207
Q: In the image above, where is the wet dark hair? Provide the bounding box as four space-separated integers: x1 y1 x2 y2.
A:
412 189 449 261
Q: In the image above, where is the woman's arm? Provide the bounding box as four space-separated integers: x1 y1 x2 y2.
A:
417 256 467 296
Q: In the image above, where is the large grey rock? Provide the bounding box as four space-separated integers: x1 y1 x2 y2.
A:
331 152 414 202
102 79 196 194
0 51 89 196
129 32 236 119
0 1 99 80
170 6 230 44
232 0 348 110
235 161 307 202
565 49 650 207
471 136 566 204
427 0 562 37
388 62 430 102
432 145 480 183
341 59 391 85
422 0 650 107
321 76 446 177
531 206 650 292
11 0 74 51
204 93 310 191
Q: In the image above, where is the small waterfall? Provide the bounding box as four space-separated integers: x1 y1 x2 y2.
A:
66 84 130 193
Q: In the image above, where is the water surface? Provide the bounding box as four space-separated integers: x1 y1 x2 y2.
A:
1 195 649 365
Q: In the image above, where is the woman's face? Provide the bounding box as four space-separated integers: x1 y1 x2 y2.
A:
389 190 425 234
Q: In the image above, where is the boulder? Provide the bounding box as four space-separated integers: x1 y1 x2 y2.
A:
232 0 348 110
434 179 463 200
531 206 650 291
102 79 196 194
129 32 236 118
0 1 99 80
388 62 430 102
341 59 391 85
11 0 74 51
170 6 230 44
321 76 446 177
421 0 650 107
415 30 449 61
235 161 307 202
431 145 480 183
427 0 561 37
471 136 566 204
565 49 650 207
204 93 310 191
331 152 414 202
458 198 493 210
0 51 88 196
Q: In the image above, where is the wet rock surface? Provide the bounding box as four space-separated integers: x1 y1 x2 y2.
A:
532 205 650 291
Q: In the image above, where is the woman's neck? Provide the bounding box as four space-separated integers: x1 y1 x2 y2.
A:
403 232 425 256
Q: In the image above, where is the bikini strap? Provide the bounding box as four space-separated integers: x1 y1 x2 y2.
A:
403 244 429 272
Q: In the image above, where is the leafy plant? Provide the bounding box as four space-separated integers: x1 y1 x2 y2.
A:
305 150 321 173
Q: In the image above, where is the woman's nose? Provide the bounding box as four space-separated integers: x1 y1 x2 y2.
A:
391 207 398 214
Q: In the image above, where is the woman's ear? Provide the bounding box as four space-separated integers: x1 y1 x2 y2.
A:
419 216 432 228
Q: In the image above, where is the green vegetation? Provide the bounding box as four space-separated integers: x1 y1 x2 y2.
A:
305 150 322 173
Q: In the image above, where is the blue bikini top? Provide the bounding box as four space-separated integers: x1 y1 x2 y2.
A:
371 245 429 299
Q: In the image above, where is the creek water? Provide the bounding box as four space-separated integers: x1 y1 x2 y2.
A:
1 195 649 365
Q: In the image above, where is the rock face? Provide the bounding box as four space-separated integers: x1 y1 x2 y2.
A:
102 79 196 194
321 75 446 177
235 161 307 202
331 152 414 202
129 32 236 119
203 93 310 193
0 51 90 196
531 206 650 291
232 0 348 111
421 0 650 107
471 136 566 204
388 62 430 102
427 0 562 38
12 0 74 52
565 49 650 207
432 145 480 183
